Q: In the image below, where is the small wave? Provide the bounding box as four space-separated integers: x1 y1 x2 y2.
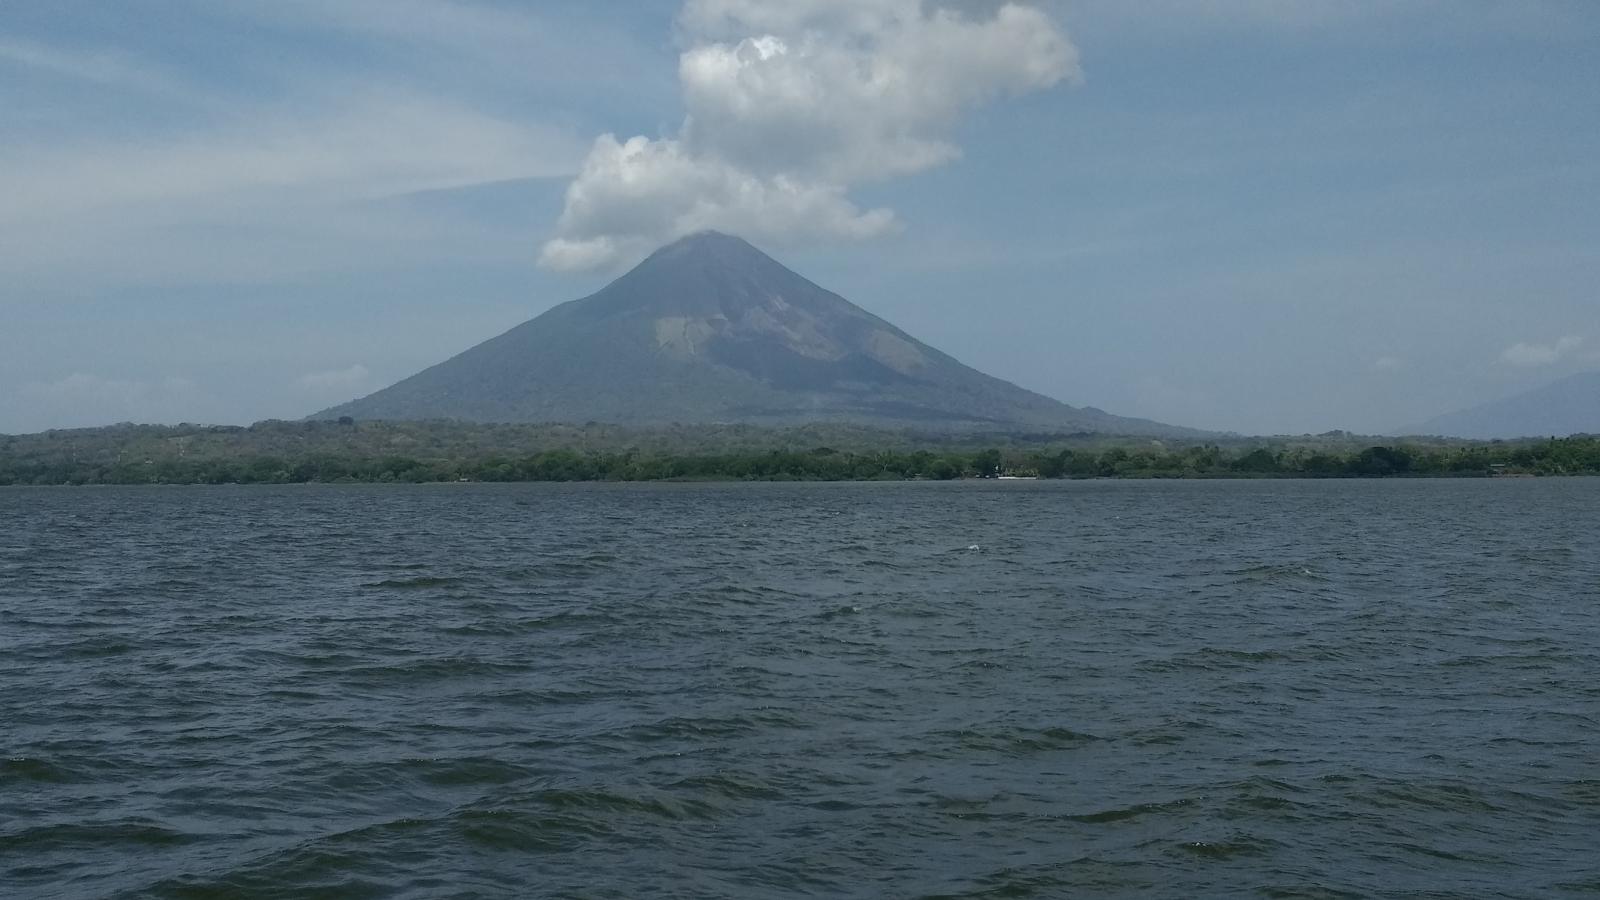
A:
612 714 778 743
942 725 1103 756
1334 776 1506 815
136 821 419 897
1378 840 1478 863
1067 797 1195 824
340 657 530 683
1176 834 1278 858
1561 779 1600 805
438 610 613 636
1201 647 1291 663
0 820 193 852
1141 647 1291 672
321 757 539 792
477 687 597 707
1227 795 1298 812
933 870 1075 898
1228 563 1328 583
361 576 463 589
36 636 137 660
453 807 612 852
0 756 79 785
480 786 723 825
806 798 860 812
408 757 538 788
1122 720 1212 746
138 786 727 893
666 771 784 801
498 561 615 580
1257 885 1365 899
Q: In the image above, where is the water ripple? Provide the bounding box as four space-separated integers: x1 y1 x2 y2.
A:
1 479 1597 898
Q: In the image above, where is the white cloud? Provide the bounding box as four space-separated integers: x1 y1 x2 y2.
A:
1500 334 1584 367
1372 356 1403 371
296 364 371 392
539 134 897 270
540 0 1078 271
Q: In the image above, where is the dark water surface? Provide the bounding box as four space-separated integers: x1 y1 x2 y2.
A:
3 480 1598 898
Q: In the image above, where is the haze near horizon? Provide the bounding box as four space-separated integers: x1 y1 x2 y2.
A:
3 1 1597 436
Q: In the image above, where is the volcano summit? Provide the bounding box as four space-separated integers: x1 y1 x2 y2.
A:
315 232 1183 435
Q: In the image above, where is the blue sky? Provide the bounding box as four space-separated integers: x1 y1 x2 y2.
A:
2 0 1597 435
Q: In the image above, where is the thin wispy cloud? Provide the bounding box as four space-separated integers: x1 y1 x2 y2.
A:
540 0 1079 271
3 373 209 431
0 96 585 291
2 98 582 227
215 0 669 97
0 37 196 99
1500 335 1584 367
0 2 619 292
1062 0 1595 43
1065 0 1404 33
296 365 372 392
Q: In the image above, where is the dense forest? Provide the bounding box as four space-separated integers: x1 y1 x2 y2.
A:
2 420 1598 485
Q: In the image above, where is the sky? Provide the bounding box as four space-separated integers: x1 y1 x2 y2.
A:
2 0 1597 436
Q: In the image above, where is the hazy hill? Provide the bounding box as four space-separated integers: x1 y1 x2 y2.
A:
314 232 1195 436
1404 371 1600 439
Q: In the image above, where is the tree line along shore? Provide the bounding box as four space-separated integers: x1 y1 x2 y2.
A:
3 421 1598 485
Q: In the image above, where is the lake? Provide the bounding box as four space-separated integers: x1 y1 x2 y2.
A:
3 480 1597 898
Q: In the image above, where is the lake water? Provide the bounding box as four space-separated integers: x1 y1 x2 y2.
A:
2 480 1598 898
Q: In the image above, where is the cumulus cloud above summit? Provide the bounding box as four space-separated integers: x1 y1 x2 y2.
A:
539 0 1078 271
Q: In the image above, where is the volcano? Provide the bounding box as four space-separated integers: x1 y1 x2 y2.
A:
1402 370 1600 439
314 232 1188 435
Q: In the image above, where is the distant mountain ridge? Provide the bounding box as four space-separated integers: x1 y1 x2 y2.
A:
314 231 1196 436
1403 371 1600 439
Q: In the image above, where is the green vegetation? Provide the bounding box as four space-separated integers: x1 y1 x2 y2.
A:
2 420 1599 485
